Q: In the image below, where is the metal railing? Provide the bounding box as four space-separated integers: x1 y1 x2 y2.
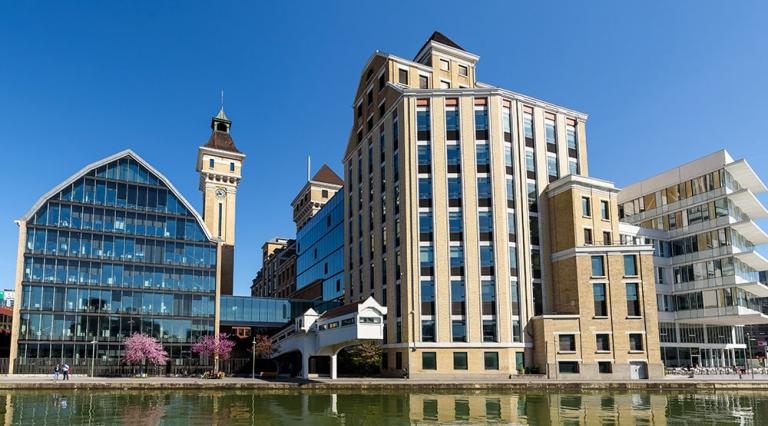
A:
3 357 257 377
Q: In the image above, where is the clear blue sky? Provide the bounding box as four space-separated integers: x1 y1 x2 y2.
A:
1 1 766 296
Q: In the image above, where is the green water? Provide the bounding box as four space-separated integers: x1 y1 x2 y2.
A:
1 390 767 425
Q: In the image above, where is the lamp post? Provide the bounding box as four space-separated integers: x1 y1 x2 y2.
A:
252 337 257 380
746 332 755 380
90 339 98 378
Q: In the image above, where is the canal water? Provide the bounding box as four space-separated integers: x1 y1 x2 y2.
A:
0 390 766 425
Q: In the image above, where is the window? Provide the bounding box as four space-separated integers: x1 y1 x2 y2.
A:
600 200 610 220
396 352 403 369
596 334 610 351
419 246 434 272
566 124 577 150
420 279 435 316
452 319 466 342
422 352 437 370
523 113 533 139
448 177 462 200
321 189 328 198
450 245 464 270
545 119 556 145
482 319 497 342
603 231 612 246
474 107 489 141
445 107 460 140
449 210 463 234
458 64 468 76
229 162 235 172
417 105 430 141
593 283 607 316
525 151 535 172
475 143 490 168
582 197 591 217
440 80 450 89
558 362 580 374
484 352 499 370
568 158 579 175
547 155 558 178
629 333 644 351
208 159 214 169
419 75 428 89
478 211 493 234
398 69 408 85
378 72 385 90
584 228 593 245
418 144 431 170
480 246 495 272
626 283 641 316
366 89 373 105
439 58 449 71
419 211 433 236
591 256 605 277
477 177 491 200
624 255 638 276
419 177 432 201
598 362 612 374
453 352 468 370
421 319 435 342
559 334 576 352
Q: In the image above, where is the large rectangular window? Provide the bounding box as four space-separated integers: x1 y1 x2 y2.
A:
484 352 499 370
596 334 611 351
452 319 466 342
453 352 468 370
581 197 591 217
626 283 641 316
482 319 497 342
446 144 461 173
451 280 466 316
480 246 494 275
593 283 607 316
445 103 459 140
481 279 496 315
421 319 435 342
591 256 605 277
422 352 437 370
417 144 431 173
420 280 435 316
476 143 490 172
624 255 638 276
417 103 431 141
449 245 464 274
474 104 489 139
629 333 644 351
559 334 576 352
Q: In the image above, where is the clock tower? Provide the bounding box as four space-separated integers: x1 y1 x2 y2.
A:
196 106 245 296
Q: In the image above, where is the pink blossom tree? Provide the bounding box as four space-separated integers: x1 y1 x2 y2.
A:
192 333 235 373
122 333 168 375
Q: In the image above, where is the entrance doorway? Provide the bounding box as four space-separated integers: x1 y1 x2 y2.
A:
629 361 648 379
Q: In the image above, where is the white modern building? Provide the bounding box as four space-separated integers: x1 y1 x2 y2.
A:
618 150 768 368
271 297 387 378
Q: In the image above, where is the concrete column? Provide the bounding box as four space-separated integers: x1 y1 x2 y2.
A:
330 354 338 380
302 353 310 379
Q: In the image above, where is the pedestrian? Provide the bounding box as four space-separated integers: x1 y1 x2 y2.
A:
61 363 70 381
53 363 60 381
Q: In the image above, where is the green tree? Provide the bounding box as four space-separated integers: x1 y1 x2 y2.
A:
347 341 382 376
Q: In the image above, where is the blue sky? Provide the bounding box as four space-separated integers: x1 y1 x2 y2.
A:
1 1 766 296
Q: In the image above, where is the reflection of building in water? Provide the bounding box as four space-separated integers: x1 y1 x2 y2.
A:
408 392 669 424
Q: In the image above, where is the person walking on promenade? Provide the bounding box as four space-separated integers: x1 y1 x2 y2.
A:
61 363 70 381
53 364 60 381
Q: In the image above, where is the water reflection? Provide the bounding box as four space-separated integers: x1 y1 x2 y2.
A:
0 389 766 425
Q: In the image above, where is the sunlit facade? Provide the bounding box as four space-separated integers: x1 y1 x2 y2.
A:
11 151 219 365
618 150 768 368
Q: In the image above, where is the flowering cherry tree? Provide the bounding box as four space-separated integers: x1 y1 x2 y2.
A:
251 334 276 359
192 333 236 373
122 333 168 375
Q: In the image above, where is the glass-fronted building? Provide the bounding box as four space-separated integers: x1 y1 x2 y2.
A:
12 150 218 363
295 191 345 301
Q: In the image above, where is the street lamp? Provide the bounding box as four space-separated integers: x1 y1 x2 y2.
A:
252 337 257 380
746 332 756 380
90 339 98 378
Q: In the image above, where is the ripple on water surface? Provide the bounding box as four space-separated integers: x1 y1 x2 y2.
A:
0 389 766 425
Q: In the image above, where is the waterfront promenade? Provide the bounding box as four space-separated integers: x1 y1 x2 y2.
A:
1 374 767 391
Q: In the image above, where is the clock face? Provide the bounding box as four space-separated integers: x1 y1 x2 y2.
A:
215 188 226 200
